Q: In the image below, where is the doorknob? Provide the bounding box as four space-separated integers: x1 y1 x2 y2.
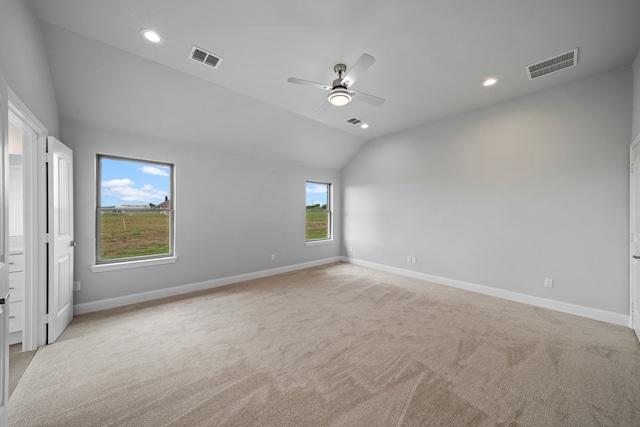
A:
70 240 78 247
633 255 640 259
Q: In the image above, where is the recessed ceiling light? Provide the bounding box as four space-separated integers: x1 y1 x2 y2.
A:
140 29 162 43
483 78 498 87
361 123 369 129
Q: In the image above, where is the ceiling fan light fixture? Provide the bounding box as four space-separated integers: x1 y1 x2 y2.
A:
328 87 352 106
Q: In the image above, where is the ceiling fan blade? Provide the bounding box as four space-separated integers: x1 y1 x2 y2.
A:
352 90 385 107
316 101 331 113
340 54 375 87
287 77 331 91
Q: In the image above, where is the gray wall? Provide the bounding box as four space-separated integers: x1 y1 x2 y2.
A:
0 0 59 137
342 67 632 315
633 50 640 142
62 120 340 304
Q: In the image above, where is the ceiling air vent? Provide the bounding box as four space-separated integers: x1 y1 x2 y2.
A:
346 118 362 125
189 46 222 69
527 48 577 80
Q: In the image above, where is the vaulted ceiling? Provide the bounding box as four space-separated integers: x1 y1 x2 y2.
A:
30 0 640 169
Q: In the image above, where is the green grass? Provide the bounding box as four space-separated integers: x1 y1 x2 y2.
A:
100 211 170 260
306 211 329 240
101 209 327 260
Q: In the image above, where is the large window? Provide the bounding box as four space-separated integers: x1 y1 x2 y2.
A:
96 155 174 264
306 181 332 242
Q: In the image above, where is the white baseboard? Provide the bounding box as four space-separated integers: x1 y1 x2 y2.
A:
74 257 343 315
8 331 22 346
342 257 630 327
75 255 629 327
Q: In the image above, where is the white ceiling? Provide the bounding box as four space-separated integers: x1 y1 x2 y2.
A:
30 0 640 169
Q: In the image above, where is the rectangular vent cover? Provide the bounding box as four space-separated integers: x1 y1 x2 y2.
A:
346 118 362 125
527 49 577 80
189 46 222 69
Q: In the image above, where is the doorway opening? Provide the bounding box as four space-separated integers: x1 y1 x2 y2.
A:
8 90 48 352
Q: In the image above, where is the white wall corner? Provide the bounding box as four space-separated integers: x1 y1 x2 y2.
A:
343 257 630 328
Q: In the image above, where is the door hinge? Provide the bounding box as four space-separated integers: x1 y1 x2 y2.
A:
632 163 635 174
39 151 53 163
40 314 52 324
41 233 51 243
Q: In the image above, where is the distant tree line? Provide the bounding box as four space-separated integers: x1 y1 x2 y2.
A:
306 203 328 210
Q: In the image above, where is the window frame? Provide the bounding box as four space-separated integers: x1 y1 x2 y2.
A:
94 154 175 267
305 180 333 245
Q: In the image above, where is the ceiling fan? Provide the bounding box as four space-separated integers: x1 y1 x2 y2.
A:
287 53 385 112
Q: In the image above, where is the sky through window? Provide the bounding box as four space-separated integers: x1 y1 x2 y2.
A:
100 158 170 207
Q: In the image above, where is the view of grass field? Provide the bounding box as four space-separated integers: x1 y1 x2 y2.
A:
306 210 329 240
306 181 330 241
100 211 170 260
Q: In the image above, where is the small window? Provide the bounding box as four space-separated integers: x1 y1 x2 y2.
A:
306 181 332 242
96 155 174 264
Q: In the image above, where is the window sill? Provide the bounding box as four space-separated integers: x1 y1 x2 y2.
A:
305 239 334 247
91 256 177 273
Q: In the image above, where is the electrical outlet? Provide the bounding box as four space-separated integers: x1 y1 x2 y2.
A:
411 256 417 264
407 255 412 263
349 246 353 252
73 281 81 291
271 254 276 261
544 278 553 288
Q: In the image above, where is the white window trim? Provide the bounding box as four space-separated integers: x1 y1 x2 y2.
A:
305 180 333 244
305 239 334 247
91 256 177 272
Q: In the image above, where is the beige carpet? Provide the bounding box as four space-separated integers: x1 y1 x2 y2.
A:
9 344 37 398
8 262 640 426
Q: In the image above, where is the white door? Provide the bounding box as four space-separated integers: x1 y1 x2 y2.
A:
47 137 74 344
0 72 10 426
631 137 640 343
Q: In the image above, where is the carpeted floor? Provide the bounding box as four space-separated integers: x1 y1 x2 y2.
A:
8 262 640 426
9 344 37 398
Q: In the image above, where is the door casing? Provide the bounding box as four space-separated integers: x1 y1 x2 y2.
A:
8 90 48 350
0 70 10 427
630 134 640 343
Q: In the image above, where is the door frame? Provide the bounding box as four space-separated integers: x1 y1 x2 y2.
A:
8 89 48 350
630 133 640 342
0 69 9 427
